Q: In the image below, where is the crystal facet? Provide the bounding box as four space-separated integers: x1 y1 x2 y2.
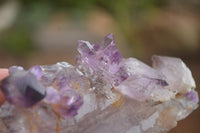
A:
0 34 198 133
1 71 46 107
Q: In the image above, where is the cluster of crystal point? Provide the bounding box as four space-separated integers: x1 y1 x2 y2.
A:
0 34 198 133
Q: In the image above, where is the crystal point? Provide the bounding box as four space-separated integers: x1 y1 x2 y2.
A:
101 33 115 49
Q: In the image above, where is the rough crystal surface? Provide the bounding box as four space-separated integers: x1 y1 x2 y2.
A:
0 34 198 133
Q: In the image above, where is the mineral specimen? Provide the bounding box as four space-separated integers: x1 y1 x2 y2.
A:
0 34 198 133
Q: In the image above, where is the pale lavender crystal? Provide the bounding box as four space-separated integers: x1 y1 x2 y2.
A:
186 90 199 103
29 65 43 79
8 66 24 74
57 89 83 118
44 86 83 118
0 34 199 133
44 87 60 104
101 33 115 49
77 33 126 86
122 58 166 81
77 35 169 101
152 55 196 93
115 58 168 101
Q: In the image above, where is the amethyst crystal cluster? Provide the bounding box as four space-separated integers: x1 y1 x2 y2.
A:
0 34 198 133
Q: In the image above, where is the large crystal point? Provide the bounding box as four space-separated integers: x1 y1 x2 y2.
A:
0 34 198 133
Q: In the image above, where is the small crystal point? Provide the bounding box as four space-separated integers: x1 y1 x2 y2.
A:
101 33 115 49
1 71 46 107
77 40 95 57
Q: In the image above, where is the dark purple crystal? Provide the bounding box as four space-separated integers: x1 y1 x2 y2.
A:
1 71 46 107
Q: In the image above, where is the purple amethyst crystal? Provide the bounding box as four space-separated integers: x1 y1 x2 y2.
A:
1 71 46 107
77 33 126 86
55 89 83 118
0 34 198 133
39 62 87 118
44 87 60 104
44 86 83 118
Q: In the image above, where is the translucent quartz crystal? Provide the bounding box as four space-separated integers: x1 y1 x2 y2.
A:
0 34 198 133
